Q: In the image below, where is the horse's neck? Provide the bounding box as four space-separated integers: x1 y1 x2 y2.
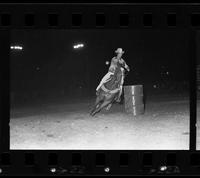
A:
104 69 122 90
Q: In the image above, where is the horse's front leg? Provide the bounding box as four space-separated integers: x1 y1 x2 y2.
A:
91 93 115 116
105 93 116 110
91 99 111 116
90 98 100 115
90 93 103 115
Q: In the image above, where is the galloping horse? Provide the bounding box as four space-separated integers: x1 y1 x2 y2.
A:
90 62 128 116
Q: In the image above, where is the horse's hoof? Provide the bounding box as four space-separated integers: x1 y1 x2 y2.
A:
90 112 95 117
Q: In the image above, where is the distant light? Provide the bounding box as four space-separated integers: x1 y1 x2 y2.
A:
10 45 23 50
104 167 110 173
50 168 56 173
166 72 169 75
105 61 109 65
153 85 157 88
73 43 84 49
160 166 167 171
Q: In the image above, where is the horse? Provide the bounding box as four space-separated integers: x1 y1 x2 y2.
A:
90 63 128 116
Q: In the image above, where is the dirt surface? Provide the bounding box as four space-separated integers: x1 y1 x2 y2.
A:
10 96 190 150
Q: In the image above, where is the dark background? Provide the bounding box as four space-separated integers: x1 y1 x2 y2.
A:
10 29 190 107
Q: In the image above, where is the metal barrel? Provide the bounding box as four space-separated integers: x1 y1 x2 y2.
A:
124 85 144 116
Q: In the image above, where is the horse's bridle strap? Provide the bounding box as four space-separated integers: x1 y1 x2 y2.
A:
101 84 120 94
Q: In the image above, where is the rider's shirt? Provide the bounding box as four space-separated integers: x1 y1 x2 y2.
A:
108 57 117 73
109 57 123 73
108 57 128 74
96 57 129 92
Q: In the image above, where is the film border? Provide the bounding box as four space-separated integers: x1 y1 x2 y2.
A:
0 3 199 175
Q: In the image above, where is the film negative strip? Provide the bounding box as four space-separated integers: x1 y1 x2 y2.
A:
0 2 200 176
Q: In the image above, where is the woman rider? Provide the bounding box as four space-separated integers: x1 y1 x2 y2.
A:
96 48 130 102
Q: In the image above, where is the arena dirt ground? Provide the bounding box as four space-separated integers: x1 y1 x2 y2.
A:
10 95 190 150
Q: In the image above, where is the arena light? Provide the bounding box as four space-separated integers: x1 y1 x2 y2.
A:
10 45 23 50
105 61 109 65
73 43 84 49
159 166 167 172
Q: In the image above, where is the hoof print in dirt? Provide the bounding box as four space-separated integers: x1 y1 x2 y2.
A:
47 134 54 137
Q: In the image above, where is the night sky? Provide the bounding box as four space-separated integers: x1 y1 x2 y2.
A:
10 29 190 102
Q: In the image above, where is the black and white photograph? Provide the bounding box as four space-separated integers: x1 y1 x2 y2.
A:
10 29 190 150
196 30 200 150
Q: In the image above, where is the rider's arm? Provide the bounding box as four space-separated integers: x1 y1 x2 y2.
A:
120 58 130 72
125 63 130 72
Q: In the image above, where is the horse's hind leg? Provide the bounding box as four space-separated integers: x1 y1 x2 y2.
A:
90 100 111 116
94 95 101 108
90 95 103 115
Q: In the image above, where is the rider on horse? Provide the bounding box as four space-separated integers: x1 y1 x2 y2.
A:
96 48 130 102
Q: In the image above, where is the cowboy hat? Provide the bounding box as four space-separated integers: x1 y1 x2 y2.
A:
115 48 125 54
